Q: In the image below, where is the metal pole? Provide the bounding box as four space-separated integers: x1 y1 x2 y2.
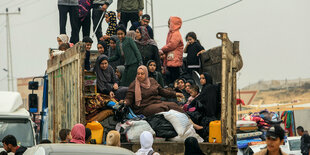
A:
145 0 148 14
1 8 21 91
151 0 154 32
5 8 10 91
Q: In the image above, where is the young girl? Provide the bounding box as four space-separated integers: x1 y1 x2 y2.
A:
108 26 143 87
184 32 205 74
183 85 200 112
147 60 164 87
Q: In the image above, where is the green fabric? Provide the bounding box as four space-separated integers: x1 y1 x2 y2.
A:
120 63 139 87
117 0 144 12
109 37 142 66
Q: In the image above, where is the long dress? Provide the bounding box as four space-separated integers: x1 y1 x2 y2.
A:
125 78 183 117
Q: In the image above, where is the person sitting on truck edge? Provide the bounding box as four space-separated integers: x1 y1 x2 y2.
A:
254 125 288 155
1 135 27 155
184 137 205 155
297 126 310 155
59 129 72 143
82 36 93 71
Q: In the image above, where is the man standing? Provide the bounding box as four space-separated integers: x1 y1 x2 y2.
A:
1 135 27 155
129 14 154 39
58 0 80 44
117 0 144 29
92 0 113 42
297 126 310 155
254 125 288 155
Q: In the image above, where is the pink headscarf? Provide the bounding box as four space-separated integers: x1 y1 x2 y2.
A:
135 65 151 106
70 124 85 144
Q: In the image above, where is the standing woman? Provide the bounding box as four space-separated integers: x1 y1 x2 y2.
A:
161 16 184 85
108 26 143 87
135 26 161 72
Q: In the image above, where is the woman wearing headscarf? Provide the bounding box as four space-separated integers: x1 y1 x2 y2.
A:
136 131 160 155
147 60 164 88
184 137 205 155
187 73 220 141
135 26 161 72
94 54 127 100
70 124 86 144
108 26 143 87
101 11 117 43
115 65 125 83
124 65 184 117
57 34 73 47
106 130 121 146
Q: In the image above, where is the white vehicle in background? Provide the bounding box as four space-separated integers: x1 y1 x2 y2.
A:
24 144 135 155
281 136 302 155
0 91 36 152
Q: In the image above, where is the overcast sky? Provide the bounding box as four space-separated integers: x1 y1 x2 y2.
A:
0 0 310 91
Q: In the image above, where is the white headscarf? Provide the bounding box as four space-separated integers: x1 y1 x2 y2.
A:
136 131 154 155
57 34 69 43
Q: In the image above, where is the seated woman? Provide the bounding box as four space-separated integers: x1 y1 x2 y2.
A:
94 55 127 101
175 78 190 103
147 60 164 88
124 65 203 130
124 65 184 117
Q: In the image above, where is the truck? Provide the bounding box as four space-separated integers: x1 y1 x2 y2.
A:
46 32 243 155
0 91 36 151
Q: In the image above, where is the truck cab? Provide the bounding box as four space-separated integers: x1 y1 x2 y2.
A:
0 91 36 152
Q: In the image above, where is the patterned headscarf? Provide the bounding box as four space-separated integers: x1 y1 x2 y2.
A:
58 34 69 43
136 26 157 46
106 11 117 36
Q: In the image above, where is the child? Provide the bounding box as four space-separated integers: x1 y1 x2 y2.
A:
82 36 93 71
59 129 72 143
184 32 205 74
97 41 108 55
147 60 164 87
183 85 200 112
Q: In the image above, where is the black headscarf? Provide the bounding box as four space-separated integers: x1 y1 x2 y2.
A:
193 73 220 118
184 137 205 155
98 41 108 54
94 55 116 94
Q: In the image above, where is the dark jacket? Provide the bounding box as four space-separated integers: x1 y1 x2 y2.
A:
186 42 204 68
301 133 310 155
15 146 27 155
136 43 161 72
109 37 142 66
149 71 164 88
84 50 91 71
117 0 144 12
129 22 154 39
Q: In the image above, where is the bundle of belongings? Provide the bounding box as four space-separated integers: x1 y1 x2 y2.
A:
237 120 263 149
237 110 282 150
85 94 204 144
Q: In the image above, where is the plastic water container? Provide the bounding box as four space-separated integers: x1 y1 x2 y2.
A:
86 121 104 144
209 120 222 143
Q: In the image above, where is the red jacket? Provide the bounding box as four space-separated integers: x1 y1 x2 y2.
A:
161 16 184 67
